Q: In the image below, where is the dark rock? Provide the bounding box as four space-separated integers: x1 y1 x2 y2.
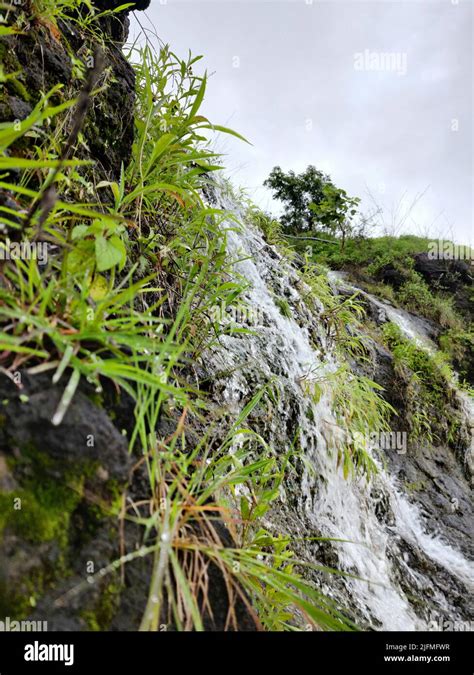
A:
0 3 140 179
0 373 130 484
377 263 407 289
0 371 133 625
0 96 32 121
413 253 473 291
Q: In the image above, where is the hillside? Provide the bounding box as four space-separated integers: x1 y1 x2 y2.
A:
0 1 472 638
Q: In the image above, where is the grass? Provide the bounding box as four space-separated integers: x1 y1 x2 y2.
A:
290 232 467 325
297 260 369 360
286 229 471 378
289 232 434 269
0 6 360 631
129 386 355 631
381 322 461 445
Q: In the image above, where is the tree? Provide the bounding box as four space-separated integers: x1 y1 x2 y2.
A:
263 165 360 248
263 165 330 232
309 183 360 250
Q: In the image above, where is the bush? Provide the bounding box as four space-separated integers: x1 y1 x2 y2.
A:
382 323 459 445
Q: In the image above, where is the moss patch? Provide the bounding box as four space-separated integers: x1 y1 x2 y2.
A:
81 577 122 631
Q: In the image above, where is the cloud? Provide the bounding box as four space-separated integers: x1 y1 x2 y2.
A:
132 0 473 244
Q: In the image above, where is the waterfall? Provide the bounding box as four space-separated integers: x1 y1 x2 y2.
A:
329 270 474 482
205 190 473 631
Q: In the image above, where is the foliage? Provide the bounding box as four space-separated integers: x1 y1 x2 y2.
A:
396 275 460 330
308 183 360 249
247 205 296 262
382 322 459 445
297 261 368 361
295 232 469 371
0 25 355 631
439 326 474 381
297 234 433 270
263 165 329 231
306 364 395 478
263 165 361 246
136 386 354 631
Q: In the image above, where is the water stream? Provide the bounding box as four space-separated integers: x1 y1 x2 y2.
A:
207 193 473 630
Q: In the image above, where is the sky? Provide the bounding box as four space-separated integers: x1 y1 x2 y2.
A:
130 0 473 244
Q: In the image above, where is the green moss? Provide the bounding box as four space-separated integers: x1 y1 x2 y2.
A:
0 439 127 544
305 406 314 422
0 39 28 101
382 322 460 445
0 568 47 618
275 297 292 319
81 577 122 631
0 39 19 71
404 480 426 493
9 76 31 102
0 474 83 545
0 432 127 620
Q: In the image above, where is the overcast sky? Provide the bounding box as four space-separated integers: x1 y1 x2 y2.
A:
131 0 473 244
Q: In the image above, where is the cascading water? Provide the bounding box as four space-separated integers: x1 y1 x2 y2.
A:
206 189 473 630
329 271 474 482
327 270 437 350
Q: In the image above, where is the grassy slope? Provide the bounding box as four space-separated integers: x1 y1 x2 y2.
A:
0 2 359 631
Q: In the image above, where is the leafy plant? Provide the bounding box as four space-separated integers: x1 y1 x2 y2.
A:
382 322 460 445
0 23 361 631
309 183 360 250
306 364 395 478
263 165 360 247
298 261 369 361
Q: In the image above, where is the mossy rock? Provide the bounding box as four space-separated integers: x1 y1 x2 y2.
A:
0 372 131 623
0 7 136 178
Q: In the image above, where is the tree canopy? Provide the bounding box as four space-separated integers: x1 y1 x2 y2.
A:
264 165 360 246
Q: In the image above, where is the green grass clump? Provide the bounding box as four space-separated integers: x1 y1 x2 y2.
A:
294 233 433 270
248 206 296 261
396 274 460 329
275 296 292 319
306 364 395 478
382 322 459 445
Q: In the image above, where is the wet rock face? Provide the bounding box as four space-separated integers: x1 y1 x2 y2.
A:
388 442 474 560
0 2 146 178
376 253 473 321
0 373 130 483
0 372 132 625
414 253 474 325
413 253 473 291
